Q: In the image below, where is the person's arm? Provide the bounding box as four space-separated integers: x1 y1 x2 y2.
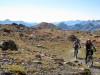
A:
78 41 81 48
79 42 81 48
91 43 96 51
93 45 96 51
73 42 75 48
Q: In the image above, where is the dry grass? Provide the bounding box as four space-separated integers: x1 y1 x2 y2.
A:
1 65 27 75
0 25 100 74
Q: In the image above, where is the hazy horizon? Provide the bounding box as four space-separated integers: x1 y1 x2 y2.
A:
1 19 100 23
0 0 100 22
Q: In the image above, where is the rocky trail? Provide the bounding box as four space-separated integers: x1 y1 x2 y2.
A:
70 48 100 75
0 47 99 75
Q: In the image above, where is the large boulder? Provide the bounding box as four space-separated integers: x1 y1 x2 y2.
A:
1 28 11 33
67 35 78 42
0 40 18 51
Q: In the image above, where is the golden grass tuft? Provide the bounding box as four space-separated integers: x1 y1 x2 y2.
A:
1 65 27 75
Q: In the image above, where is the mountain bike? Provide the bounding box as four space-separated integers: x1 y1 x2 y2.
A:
86 51 93 67
74 47 78 59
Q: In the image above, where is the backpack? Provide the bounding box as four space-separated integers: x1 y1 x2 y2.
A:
74 41 79 48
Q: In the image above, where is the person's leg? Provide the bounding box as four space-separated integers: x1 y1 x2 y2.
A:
74 47 78 59
76 48 78 59
85 51 88 64
77 47 79 53
74 48 76 57
91 56 93 66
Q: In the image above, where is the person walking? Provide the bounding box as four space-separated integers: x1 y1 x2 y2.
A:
73 39 81 59
85 39 96 64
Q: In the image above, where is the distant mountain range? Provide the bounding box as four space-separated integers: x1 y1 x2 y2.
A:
53 20 82 26
0 19 37 26
56 20 100 31
0 19 100 31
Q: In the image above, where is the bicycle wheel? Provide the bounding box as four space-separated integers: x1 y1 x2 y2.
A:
87 55 93 67
74 50 78 59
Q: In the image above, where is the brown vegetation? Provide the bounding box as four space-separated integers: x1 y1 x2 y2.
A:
0 24 100 75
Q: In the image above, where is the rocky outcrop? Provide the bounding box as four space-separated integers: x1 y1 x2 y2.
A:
67 35 78 41
0 40 18 51
0 28 11 33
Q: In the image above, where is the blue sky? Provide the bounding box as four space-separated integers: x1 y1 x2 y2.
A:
0 0 100 22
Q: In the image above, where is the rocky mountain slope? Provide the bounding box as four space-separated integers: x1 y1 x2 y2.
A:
0 23 100 75
33 22 61 30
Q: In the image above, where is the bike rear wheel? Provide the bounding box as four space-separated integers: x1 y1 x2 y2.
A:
87 55 93 67
74 50 78 59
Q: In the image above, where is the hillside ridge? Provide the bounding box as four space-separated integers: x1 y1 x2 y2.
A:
0 24 100 75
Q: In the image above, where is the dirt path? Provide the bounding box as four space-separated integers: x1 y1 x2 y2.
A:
70 48 100 75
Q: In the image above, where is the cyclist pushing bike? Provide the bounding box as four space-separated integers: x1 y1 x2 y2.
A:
73 39 81 59
85 39 96 65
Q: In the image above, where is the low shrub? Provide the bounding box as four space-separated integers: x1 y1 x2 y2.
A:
1 65 27 75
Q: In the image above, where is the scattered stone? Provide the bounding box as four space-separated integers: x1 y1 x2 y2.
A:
32 60 42 64
0 69 14 75
66 62 76 66
36 45 45 48
35 54 42 60
53 58 65 66
53 58 65 63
